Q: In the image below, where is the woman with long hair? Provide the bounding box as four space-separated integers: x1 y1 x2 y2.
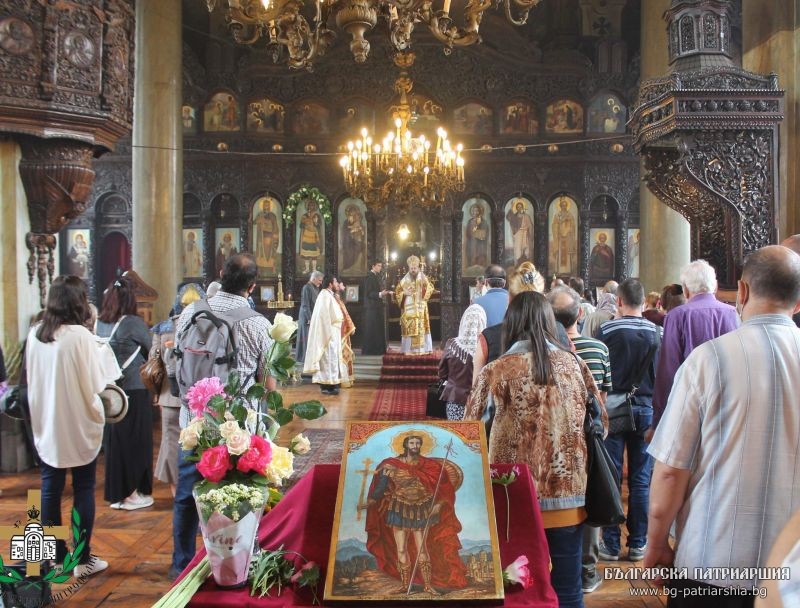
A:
466 291 602 608
151 283 205 497
97 276 154 510
26 276 111 577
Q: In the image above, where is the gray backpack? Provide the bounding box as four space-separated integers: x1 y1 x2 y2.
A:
173 300 260 398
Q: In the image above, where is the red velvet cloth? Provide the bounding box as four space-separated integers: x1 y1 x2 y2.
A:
181 464 558 607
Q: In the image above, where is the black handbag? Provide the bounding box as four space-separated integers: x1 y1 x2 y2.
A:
605 332 661 434
425 379 447 419
584 393 626 527
0 385 28 421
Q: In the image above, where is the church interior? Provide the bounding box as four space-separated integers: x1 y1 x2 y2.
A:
1 0 799 606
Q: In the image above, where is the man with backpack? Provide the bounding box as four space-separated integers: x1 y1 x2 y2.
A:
169 253 276 579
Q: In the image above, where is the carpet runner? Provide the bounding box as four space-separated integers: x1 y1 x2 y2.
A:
378 348 442 383
368 383 429 420
284 428 344 492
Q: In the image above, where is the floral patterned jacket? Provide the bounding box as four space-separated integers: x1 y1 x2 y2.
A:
465 342 603 511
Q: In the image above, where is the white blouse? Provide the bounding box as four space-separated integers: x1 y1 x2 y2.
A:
26 325 110 468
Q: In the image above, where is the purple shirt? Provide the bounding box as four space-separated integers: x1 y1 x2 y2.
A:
652 292 739 428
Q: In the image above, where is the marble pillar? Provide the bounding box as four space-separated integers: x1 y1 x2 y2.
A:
742 1 799 238
638 0 691 292
0 140 45 346
132 0 183 321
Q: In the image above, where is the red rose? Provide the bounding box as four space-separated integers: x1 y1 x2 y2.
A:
236 434 273 475
197 445 233 483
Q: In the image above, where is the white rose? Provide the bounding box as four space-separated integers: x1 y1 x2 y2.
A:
265 444 294 486
291 433 311 455
225 428 251 456
218 420 240 439
178 425 199 450
269 313 298 343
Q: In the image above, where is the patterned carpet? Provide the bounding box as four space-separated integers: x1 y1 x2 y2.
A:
368 382 429 420
379 349 443 383
284 428 345 492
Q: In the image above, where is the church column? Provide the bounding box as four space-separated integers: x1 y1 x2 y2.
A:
132 0 183 321
742 1 799 237
638 0 691 291
0 140 41 344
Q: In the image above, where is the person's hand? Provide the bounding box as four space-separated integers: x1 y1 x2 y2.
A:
644 428 655 443
643 542 675 586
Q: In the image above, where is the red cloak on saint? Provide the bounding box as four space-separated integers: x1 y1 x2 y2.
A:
364 455 469 590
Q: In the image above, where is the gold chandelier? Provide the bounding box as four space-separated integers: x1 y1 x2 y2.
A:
204 0 543 70
339 52 465 209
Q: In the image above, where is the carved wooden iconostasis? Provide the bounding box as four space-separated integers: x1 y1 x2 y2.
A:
62 0 645 341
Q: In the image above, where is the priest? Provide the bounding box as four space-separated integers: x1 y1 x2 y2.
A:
395 256 433 355
303 274 347 395
362 261 391 355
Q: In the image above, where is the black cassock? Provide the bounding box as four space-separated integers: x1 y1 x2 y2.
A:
361 271 387 355
295 282 319 363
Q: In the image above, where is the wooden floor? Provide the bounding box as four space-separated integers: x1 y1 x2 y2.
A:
0 381 666 607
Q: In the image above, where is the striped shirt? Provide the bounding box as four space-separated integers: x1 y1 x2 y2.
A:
571 335 612 393
648 314 800 587
597 316 662 401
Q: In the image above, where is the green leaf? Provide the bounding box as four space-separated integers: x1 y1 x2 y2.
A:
226 371 241 395
72 507 81 527
266 391 283 412
51 574 72 584
0 575 18 584
289 401 327 420
8 569 23 581
269 365 290 382
273 408 294 426
246 384 266 400
277 356 296 371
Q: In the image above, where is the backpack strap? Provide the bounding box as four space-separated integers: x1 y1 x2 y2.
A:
216 306 261 370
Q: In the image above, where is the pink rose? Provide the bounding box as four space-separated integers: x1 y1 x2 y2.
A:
290 561 319 584
197 445 232 483
185 377 225 417
236 434 273 475
504 555 532 589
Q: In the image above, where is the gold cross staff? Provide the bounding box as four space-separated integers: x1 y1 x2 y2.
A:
0 490 70 577
355 458 375 521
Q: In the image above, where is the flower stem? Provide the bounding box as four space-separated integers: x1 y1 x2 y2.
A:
505 485 510 542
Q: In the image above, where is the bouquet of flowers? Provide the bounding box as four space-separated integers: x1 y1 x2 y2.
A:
171 313 326 591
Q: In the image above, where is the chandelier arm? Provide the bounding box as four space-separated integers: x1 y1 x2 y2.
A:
230 21 267 44
503 0 542 26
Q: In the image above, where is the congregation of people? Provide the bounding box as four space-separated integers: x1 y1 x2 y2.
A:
12 230 800 608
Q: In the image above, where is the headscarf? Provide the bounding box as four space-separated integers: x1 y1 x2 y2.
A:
596 291 617 315
153 282 206 334
451 304 487 364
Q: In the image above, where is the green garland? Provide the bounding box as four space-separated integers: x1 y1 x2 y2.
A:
283 185 332 226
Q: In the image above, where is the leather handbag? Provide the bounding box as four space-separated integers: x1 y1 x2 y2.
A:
583 393 626 527
140 347 166 395
425 379 447 419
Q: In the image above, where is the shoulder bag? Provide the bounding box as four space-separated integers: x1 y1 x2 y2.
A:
425 379 447 419
583 392 626 527
605 331 660 434
140 347 166 395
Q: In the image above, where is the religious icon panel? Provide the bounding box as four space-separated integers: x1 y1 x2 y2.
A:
181 105 197 135
203 92 240 132
337 100 375 137
588 228 616 282
452 102 493 136
214 228 240 276
292 101 330 135
251 196 282 278
182 228 204 278
501 101 538 135
400 92 443 138
338 198 368 276
503 197 535 267
628 228 641 278
324 421 504 603
461 198 492 277
548 195 579 276
544 99 584 135
296 199 325 275
246 97 285 133
587 93 627 134
66 228 91 279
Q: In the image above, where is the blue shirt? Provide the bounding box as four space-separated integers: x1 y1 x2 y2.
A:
474 288 509 327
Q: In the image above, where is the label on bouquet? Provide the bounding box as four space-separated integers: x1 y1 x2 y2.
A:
203 511 260 587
